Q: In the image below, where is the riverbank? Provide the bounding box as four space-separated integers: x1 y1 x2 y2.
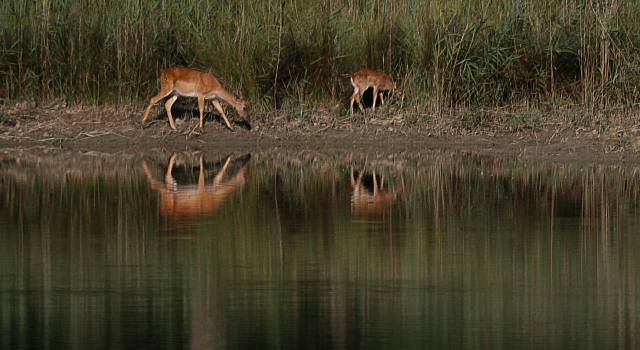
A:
1 104 639 165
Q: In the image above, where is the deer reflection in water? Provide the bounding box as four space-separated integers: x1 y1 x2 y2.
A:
142 153 250 221
350 167 404 215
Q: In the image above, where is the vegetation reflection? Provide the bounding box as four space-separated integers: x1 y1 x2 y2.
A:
0 152 639 349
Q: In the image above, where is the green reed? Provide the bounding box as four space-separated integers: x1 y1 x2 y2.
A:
1 0 639 115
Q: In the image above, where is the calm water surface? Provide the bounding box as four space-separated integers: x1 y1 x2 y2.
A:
1 151 639 349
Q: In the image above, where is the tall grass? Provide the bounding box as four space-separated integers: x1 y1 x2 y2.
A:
1 0 639 114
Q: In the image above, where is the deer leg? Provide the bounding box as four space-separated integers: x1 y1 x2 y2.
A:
373 170 379 196
355 93 365 113
350 88 359 115
212 100 234 131
165 153 178 190
141 161 164 191
198 154 205 190
357 167 365 186
379 91 385 105
213 156 233 185
142 89 173 123
372 86 379 112
164 95 179 130
198 96 206 128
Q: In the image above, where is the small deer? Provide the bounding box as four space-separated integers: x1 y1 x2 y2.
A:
349 69 396 114
142 67 251 131
350 167 404 215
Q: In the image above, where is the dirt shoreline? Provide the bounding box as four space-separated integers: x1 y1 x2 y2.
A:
1 105 639 165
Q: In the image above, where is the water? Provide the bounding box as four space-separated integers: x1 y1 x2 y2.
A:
1 150 639 349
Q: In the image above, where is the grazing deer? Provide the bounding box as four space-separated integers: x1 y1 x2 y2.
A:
350 167 403 215
142 153 250 221
350 69 396 114
142 67 251 131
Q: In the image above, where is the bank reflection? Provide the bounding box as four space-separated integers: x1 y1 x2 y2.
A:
142 153 250 222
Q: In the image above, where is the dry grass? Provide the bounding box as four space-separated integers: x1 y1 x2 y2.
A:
1 103 639 160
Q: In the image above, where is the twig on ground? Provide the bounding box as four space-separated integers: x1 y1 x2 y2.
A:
142 120 162 129
73 130 130 140
314 125 332 134
37 137 67 142
547 130 559 144
186 121 200 138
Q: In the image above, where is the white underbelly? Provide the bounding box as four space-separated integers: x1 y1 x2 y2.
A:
175 90 200 98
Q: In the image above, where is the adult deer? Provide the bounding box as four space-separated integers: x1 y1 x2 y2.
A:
349 69 396 114
142 67 251 131
142 153 250 221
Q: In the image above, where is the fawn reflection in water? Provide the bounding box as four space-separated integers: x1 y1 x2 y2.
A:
142 153 250 222
350 166 404 215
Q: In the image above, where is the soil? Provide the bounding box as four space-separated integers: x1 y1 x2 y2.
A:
1 104 639 165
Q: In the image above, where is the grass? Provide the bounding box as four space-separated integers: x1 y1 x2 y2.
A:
1 0 639 122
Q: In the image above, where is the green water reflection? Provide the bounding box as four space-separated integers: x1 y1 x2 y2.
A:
1 151 639 349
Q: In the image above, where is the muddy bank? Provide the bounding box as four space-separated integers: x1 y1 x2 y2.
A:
0 105 639 165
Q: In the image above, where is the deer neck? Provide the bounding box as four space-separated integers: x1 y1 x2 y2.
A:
215 88 242 111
